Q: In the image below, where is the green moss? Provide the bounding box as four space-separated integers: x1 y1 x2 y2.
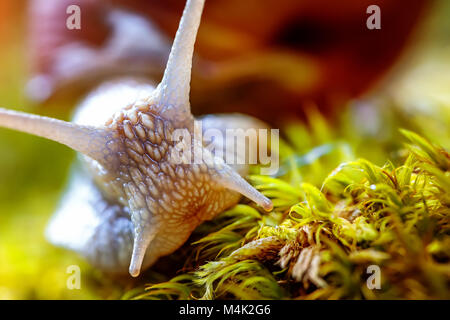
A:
127 112 450 300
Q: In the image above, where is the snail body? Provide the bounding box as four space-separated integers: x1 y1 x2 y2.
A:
0 0 272 277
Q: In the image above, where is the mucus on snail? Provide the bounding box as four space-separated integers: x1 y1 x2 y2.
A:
0 0 273 277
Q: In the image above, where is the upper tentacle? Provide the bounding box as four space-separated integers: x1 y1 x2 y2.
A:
0 108 113 166
154 0 205 125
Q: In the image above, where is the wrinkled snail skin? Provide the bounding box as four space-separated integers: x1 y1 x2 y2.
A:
0 0 272 277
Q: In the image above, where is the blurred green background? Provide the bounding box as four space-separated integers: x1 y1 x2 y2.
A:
0 1 123 299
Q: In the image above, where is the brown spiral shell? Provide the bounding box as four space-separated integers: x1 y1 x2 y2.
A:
28 0 430 123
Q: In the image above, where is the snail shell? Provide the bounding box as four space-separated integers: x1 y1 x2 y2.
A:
27 0 429 123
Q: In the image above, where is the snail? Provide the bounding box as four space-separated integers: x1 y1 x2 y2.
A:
0 0 273 277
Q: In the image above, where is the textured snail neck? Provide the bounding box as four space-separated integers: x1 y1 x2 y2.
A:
156 0 204 124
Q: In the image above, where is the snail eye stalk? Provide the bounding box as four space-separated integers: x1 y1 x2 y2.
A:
154 0 205 125
0 108 112 164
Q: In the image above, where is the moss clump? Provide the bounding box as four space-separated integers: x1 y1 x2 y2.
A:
126 106 450 300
